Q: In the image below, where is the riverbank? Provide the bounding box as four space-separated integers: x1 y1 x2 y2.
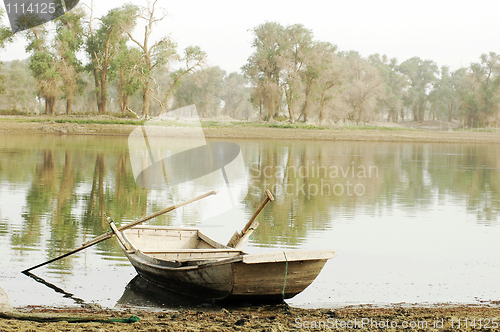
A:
1 116 500 143
1 304 500 331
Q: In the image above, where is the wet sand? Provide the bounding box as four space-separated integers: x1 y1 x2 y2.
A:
1 305 500 331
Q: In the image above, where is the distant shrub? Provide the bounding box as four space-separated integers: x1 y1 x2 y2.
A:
0 107 26 115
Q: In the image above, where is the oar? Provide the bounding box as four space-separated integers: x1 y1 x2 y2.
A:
22 190 218 273
227 189 274 248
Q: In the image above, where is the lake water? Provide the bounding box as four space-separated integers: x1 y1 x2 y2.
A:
0 132 499 309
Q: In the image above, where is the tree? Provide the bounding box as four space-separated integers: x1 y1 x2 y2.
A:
125 0 177 118
222 72 253 119
427 66 466 122
448 68 468 122
0 8 13 49
279 24 314 122
337 52 383 123
26 26 60 115
153 45 207 116
110 43 142 114
54 7 85 114
244 22 343 122
0 60 38 112
172 66 225 117
86 4 137 113
398 57 438 121
304 41 342 123
0 8 14 95
243 22 285 120
195 66 225 117
368 54 407 122
460 53 500 127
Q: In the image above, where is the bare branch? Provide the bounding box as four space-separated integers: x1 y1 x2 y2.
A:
126 31 146 52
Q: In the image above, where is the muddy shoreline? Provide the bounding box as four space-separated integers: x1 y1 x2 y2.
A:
1 305 500 331
1 116 500 143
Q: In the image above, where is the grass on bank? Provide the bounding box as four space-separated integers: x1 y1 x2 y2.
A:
230 122 418 131
455 127 500 132
0 111 419 131
0 117 145 126
34 118 146 126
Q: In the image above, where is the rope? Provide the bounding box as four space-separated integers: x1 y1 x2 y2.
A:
281 251 288 303
0 312 140 324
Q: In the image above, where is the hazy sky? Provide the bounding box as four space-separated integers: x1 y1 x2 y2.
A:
1 0 500 74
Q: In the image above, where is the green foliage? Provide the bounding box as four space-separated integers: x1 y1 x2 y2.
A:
244 22 344 123
243 22 285 120
0 8 14 49
459 53 500 127
54 7 86 114
86 4 139 114
4 3 500 127
19 118 145 125
0 60 38 112
153 45 207 115
222 72 253 119
26 26 60 114
0 107 27 115
173 66 225 117
368 54 407 122
398 57 438 121
110 43 142 113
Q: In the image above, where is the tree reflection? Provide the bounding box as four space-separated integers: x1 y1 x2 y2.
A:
47 151 79 271
243 140 500 246
3 136 500 268
14 150 56 251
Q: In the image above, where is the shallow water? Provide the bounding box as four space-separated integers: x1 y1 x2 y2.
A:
0 132 499 308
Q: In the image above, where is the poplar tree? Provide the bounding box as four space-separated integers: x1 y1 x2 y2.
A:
399 57 438 121
85 4 137 113
54 7 85 114
26 26 59 115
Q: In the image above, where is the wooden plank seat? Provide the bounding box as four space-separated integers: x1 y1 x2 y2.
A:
140 248 244 261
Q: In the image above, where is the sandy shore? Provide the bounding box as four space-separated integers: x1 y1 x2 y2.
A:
1 116 500 143
0 304 499 331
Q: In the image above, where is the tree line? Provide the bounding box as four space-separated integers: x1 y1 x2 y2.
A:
243 22 500 127
1 4 500 126
0 2 253 119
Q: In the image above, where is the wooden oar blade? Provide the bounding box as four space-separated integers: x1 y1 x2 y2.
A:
226 231 241 248
234 221 259 249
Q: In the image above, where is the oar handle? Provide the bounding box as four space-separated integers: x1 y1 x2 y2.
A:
232 190 274 249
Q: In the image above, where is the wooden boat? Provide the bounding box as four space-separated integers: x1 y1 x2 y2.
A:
112 225 335 302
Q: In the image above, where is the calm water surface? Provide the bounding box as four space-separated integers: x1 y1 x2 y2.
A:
0 132 499 308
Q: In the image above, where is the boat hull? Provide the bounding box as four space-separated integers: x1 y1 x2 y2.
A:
125 251 234 300
117 226 334 302
231 259 328 301
124 250 329 302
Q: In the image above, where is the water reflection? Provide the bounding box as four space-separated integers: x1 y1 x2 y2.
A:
2 135 500 255
117 275 212 309
0 133 499 307
242 141 500 246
